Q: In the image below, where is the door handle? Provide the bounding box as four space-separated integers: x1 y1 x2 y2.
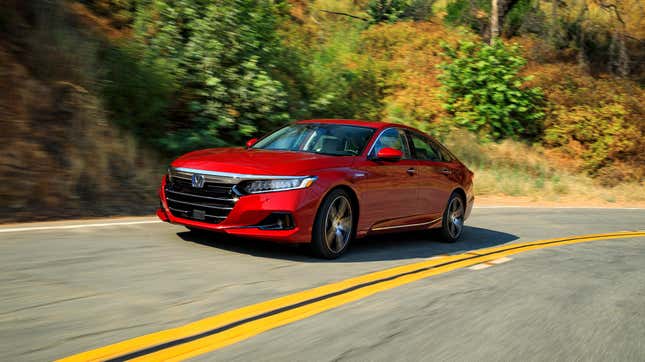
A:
440 168 452 175
407 168 417 176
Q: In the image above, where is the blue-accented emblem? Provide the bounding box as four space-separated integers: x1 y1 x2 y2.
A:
191 174 205 189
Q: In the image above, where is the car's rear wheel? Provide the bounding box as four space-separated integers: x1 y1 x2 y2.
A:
439 192 465 243
311 189 354 259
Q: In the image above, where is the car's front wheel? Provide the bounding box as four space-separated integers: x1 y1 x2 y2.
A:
311 189 354 259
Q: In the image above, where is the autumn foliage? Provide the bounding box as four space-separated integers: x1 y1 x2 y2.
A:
3 0 643 197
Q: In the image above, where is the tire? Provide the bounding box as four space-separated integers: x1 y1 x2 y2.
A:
310 189 355 259
439 192 466 243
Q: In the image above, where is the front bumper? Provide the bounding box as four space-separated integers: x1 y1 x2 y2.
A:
157 176 322 243
465 195 474 220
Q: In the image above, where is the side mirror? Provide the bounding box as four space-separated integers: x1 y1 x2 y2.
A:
246 138 258 149
375 147 403 162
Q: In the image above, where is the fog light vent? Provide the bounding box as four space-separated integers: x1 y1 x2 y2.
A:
257 213 295 230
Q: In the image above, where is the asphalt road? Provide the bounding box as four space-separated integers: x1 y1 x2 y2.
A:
1 207 644 361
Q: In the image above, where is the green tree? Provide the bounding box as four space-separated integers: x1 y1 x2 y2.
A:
133 0 290 152
439 40 544 140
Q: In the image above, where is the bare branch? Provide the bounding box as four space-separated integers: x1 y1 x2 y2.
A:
319 9 369 21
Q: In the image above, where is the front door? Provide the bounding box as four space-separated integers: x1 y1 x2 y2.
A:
356 128 423 231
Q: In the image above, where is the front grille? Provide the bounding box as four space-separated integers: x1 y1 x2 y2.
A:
164 175 238 224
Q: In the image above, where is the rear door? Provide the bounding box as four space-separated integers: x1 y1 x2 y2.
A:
358 128 423 230
406 131 455 219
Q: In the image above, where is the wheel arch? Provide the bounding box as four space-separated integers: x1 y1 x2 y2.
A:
329 184 360 225
451 187 467 209
316 184 360 230
309 183 361 258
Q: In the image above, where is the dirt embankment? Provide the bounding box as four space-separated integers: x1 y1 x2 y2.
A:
0 43 165 223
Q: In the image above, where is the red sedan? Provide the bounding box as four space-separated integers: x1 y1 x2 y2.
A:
157 119 474 258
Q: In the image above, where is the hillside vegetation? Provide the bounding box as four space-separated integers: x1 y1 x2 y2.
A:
0 0 643 221
0 0 165 221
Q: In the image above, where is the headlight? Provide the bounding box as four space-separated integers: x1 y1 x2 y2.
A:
240 177 317 194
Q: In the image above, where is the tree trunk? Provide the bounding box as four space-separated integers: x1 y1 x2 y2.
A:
491 0 500 43
577 28 589 71
550 0 558 41
608 31 617 73
617 31 630 77
576 3 589 72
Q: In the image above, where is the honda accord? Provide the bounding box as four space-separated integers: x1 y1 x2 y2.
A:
157 119 474 258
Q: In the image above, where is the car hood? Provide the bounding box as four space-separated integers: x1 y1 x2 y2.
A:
171 148 354 176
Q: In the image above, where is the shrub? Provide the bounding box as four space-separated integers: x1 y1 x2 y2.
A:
366 0 434 24
100 43 175 140
502 0 546 37
530 63 644 182
544 104 640 175
303 25 385 121
131 0 291 153
402 0 434 21
444 0 490 34
444 0 546 38
439 40 545 140
359 22 473 136
367 0 411 24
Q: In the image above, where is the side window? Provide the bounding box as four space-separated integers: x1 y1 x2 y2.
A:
437 145 455 162
371 128 410 159
409 133 441 161
427 139 455 162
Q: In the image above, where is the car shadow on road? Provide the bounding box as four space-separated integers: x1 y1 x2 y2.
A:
178 226 518 263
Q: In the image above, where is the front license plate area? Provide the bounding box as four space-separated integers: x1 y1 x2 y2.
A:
193 209 206 220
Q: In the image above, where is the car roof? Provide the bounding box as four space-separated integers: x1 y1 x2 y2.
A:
296 119 397 129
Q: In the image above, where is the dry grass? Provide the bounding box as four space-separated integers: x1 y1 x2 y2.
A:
442 130 645 205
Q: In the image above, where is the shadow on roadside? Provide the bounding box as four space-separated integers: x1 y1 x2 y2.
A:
178 226 518 263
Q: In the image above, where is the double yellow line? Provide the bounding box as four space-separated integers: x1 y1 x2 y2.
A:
59 231 645 362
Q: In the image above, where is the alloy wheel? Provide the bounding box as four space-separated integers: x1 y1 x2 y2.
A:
323 196 353 253
447 196 464 238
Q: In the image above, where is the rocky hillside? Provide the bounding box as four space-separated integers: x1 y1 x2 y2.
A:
0 2 165 222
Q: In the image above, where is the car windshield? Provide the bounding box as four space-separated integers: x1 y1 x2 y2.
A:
252 124 375 156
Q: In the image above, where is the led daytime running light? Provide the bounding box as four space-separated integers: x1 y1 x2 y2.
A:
242 177 316 194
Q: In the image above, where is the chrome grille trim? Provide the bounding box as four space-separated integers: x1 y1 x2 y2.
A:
167 206 227 219
168 206 189 213
165 197 234 210
165 189 237 203
170 167 304 183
